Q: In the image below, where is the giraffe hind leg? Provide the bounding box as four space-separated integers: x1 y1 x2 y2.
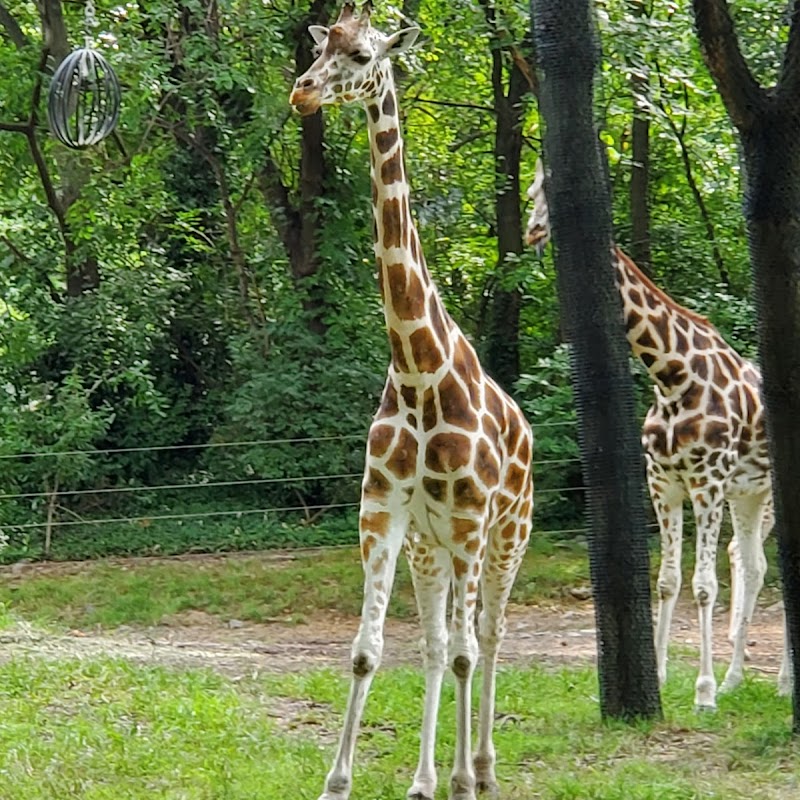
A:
650 473 685 688
720 492 769 694
474 516 530 796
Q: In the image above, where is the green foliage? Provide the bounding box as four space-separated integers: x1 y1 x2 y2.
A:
516 346 583 531
0 0 779 560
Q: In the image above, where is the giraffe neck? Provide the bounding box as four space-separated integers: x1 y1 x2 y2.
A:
615 248 728 397
365 64 452 380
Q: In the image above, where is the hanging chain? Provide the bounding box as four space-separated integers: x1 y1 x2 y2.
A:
84 0 96 48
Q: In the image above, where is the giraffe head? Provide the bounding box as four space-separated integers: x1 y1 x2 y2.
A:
289 2 420 117
525 157 551 257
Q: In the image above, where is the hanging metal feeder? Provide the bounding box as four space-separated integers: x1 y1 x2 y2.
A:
47 47 120 149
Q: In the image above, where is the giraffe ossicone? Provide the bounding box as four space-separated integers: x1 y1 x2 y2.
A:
290 6 534 800
526 158 791 710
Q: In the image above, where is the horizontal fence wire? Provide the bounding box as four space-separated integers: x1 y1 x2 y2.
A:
0 472 365 502
0 422 619 543
0 434 365 462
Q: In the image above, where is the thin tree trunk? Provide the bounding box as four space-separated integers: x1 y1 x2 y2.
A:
480 0 536 392
531 0 662 721
628 1 651 273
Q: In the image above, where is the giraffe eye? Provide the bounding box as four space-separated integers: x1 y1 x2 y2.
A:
350 51 370 65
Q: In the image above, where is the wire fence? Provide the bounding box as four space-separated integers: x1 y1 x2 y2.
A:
0 418 628 554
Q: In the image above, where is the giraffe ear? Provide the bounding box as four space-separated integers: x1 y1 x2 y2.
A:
382 26 420 57
309 25 329 44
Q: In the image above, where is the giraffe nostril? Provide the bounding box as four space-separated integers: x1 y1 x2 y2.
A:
301 77 314 89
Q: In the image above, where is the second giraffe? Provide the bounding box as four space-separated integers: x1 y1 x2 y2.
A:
527 158 790 710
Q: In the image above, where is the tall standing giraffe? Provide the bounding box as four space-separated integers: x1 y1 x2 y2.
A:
526 158 789 710
290 6 534 799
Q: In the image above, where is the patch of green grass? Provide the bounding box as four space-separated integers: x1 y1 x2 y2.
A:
263 663 799 800
0 535 591 631
1 654 795 800
0 655 322 800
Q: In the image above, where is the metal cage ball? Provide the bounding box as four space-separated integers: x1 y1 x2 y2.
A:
47 48 121 149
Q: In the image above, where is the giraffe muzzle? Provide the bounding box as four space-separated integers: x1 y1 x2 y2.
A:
289 83 322 116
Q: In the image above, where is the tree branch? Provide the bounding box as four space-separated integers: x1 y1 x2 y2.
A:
779 0 800 104
407 95 494 113
655 65 729 286
0 1 28 48
692 0 765 132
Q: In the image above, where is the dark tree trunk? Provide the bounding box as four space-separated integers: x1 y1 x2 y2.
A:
259 0 336 338
531 0 662 721
480 0 536 392
693 0 800 730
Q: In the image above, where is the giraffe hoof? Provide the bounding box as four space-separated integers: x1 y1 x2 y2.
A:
476 779 499 796
693 702 717 714
407 793 434 800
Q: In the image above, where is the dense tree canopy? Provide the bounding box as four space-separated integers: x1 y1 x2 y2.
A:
0 0 783 559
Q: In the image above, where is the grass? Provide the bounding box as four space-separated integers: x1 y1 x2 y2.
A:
0 540 794 797
0 535 592 631
0 655 795 799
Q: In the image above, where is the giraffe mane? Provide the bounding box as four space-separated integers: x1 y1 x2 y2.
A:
615 248 716 329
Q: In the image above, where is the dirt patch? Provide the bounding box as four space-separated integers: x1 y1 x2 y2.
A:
0 594 787 686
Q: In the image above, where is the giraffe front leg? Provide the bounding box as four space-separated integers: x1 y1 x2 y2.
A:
319 508 406 800
690 487 725 711
649 472 684 687
448 551 482 800
406 541 450 800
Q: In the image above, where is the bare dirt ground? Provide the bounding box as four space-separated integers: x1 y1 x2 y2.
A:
0 551 787 685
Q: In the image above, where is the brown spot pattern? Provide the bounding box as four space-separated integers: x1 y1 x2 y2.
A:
452 517 478 543
453 476 486 511
386 262 425 319
422 388 437 431
381 152 403 185
505 463 527 495
423 476 446 502
400 384 417 407
363 467 390 498
376 381 398 418
361 511 390 537
385 428 418 479
368 425 394 458
382 91 396 117
389 329 409 371
376 127 398 153
475 439 500 487
382 198 402 249
425 432 472 472
439 371 479 431
429 298 450 350
409 327 444 373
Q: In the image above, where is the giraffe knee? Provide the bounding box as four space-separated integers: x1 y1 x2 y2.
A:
420 635 448 670
692 574 717 607
451 654 474 680
352 652 378 678
657 564 680 601
478 613 505 651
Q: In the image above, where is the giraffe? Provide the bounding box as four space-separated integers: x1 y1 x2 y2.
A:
289 5 534 799
525 158 790 710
